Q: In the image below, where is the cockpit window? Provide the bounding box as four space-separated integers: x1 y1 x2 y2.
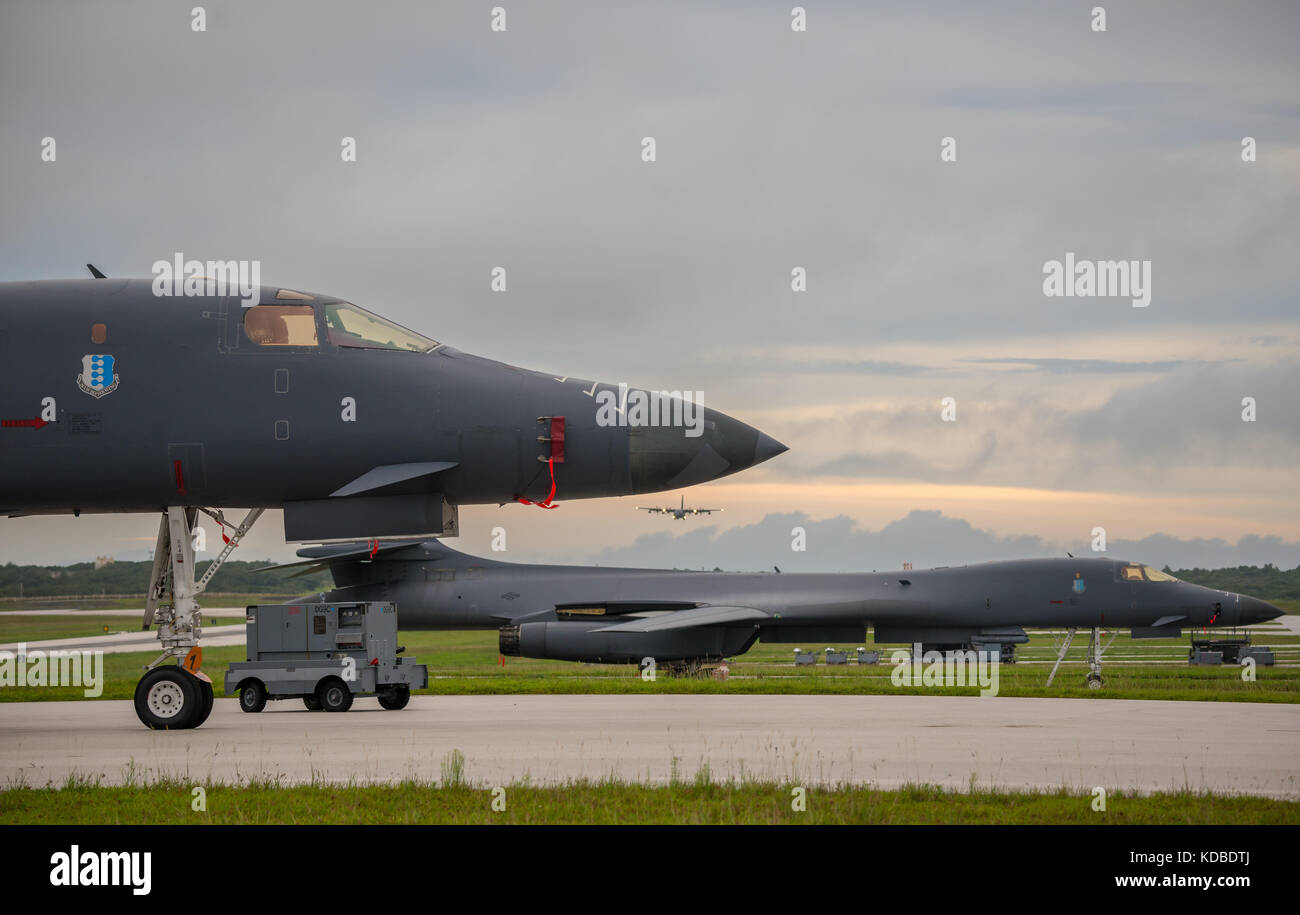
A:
323 302 437 353
1120 564 1178 582
243 305 319 347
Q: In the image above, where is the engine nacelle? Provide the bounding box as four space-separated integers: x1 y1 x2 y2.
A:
498 621 759 664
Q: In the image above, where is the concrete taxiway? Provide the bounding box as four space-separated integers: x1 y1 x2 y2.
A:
1 694 1296 797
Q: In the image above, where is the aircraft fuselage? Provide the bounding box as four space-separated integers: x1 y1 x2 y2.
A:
0 280 784 535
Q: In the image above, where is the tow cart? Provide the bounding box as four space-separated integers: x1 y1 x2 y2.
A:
224 601 427 712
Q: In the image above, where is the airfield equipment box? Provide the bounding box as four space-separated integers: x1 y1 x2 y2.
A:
1189 638 1274 666
1239 646 1276 665
224 601 427 712
971 643 1017 664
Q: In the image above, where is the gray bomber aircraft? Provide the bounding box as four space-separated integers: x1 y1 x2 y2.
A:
0 274 786 727
283 540 1284 686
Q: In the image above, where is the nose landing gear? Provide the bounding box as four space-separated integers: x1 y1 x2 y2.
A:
133 505 263 729
1047 626 1117 689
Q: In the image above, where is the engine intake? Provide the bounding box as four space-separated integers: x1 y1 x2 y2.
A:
498 625 522 657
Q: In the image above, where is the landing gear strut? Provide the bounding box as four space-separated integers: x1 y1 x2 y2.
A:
1046 626 1117 689
133 505 263 729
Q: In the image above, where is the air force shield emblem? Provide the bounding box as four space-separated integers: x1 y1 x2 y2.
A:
1072 575 1086 595
77 354 119 398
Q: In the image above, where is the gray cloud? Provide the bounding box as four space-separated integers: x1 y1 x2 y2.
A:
807 431 998 481
1054 359 1300 484
773 358 1300 494
964 357 1219 374
1088 532 1300 572
725 357 932 377
589 509 1300 572
3 0 1297 354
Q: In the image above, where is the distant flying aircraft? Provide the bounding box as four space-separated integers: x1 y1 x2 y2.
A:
0 272 785 727
638 494 722 520
282 541 1284 686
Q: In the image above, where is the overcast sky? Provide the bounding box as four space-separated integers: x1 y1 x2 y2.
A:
1 1 1297 570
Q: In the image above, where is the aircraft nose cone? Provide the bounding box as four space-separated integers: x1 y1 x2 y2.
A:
628 406 786 492
1240 595 1284 624
753 431 789 466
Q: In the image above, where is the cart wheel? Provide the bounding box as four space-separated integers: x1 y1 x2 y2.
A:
134 667 202 730
317 678 354 712
239 680 268 713
378 686 410 710
303 695 322 711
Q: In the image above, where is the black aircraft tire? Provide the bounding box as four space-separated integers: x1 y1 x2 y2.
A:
303 695 322 711
134 667 202 730
239 680 268 713
378 686 410 710
318 678 354 712
193 677 215 727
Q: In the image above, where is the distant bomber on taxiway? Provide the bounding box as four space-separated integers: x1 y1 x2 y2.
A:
282 540 1284 686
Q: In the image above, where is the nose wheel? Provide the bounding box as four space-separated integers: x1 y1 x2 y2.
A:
134 666 213 729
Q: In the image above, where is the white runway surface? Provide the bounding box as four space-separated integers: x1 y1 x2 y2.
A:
2 694 1297 797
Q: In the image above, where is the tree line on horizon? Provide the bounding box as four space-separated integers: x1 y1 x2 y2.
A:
0 559 332 598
